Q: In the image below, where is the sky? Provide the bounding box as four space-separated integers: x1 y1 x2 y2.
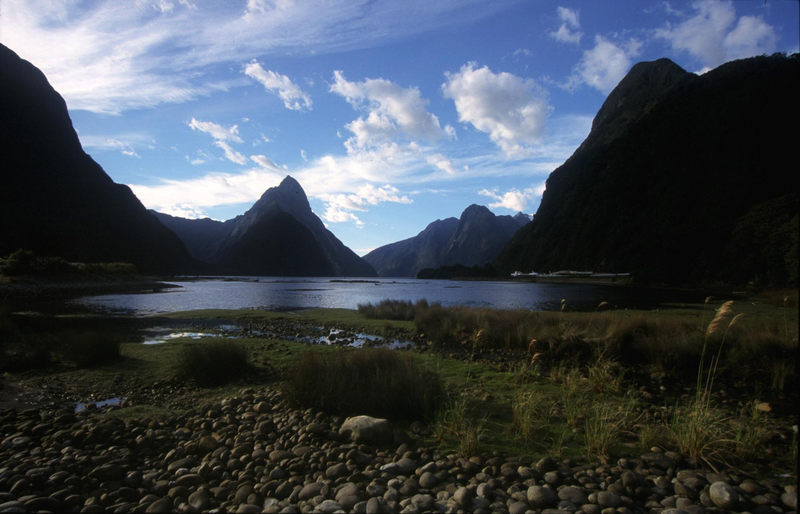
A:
2 0 798 256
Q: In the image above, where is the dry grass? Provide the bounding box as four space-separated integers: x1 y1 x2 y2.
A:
284 348 444 420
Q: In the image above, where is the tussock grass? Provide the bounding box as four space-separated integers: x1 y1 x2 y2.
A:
434 397 486 456
177 341 250 386
59 331 122 368
284 348 444 420
584 402 633 463
357 299 423 321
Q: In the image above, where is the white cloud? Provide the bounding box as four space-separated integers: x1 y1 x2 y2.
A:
656 0 777 70
319 184 412 225
2 0 504 114
244 60 312 111
80 135 150 157
331 70 446 150
188 118 243 142
131 169 284 216
442 62 549 158
188 117 248 165
426 154 458 175
550 6 582 44
479 185 544 213
214 141 247 165
300 149 308 161
571 35 641 94
250 154 281 170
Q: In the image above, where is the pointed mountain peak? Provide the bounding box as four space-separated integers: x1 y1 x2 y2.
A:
278 175 302 191
254 175 311 217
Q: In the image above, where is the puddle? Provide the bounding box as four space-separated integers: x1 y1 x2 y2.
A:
142 325 241 344
294 327 413 349
75 397 125 412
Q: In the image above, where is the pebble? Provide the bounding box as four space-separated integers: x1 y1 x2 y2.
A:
0 386 793 514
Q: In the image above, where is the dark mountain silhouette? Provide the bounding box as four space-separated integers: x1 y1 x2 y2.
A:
497 54 799 286
0 44 193 273
155 176 377 277
364 205 529 277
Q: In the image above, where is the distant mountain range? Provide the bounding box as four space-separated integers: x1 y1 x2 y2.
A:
364 205 529 277
0 42 374 277
0 44 194 273
497 54 799 286
3 39 796 286
154 176 377 277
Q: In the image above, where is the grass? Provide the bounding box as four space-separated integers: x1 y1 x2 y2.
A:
3 297 796 481
283 347 444 420
176 340 251 386
434 397 487 456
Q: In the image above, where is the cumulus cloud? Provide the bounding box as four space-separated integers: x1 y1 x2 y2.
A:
479 184 545 213
550 6 582 44
442 63 549 158
656 0 777 70
571 35 641 94
331 70 446 150
188 118 243 142
244 60 312 110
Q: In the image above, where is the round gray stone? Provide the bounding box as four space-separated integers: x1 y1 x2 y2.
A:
709 481 738 510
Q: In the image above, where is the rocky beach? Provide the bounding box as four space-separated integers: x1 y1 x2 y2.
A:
1 384 797 514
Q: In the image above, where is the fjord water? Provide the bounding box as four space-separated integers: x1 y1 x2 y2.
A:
72 277 704 315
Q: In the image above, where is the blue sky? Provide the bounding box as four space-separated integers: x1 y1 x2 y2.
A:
3 0 798 255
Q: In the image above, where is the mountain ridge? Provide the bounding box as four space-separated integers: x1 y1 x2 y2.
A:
155 176 377 277
0 43 194 273
497 54 799 286
364 204 528 277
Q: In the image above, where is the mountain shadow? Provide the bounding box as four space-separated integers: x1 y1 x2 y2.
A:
497 54 800 287
0 44 194 273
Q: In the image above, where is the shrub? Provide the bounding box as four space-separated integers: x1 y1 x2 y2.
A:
284 348 443 420
177 341 250 386
58 331 121 368
357 299 423 321
1 249 73 276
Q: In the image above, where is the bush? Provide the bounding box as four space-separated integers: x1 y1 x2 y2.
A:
284 348 443 420
177 341 250 386
58 331 122 367
1 249 73 276
357 299 421 321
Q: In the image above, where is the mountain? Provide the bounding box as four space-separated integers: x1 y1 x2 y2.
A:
497 54 799 286
362 217 459 278
364 205 529 277
0 44 193 273
155 176 377 277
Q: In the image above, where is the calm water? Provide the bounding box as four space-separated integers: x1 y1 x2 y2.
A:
72 277 705 316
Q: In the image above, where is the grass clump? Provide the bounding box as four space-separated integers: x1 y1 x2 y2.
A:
358 299 424 321
177 341 250 386
284 348 443 420
59 331 122 368
434 397 486 456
